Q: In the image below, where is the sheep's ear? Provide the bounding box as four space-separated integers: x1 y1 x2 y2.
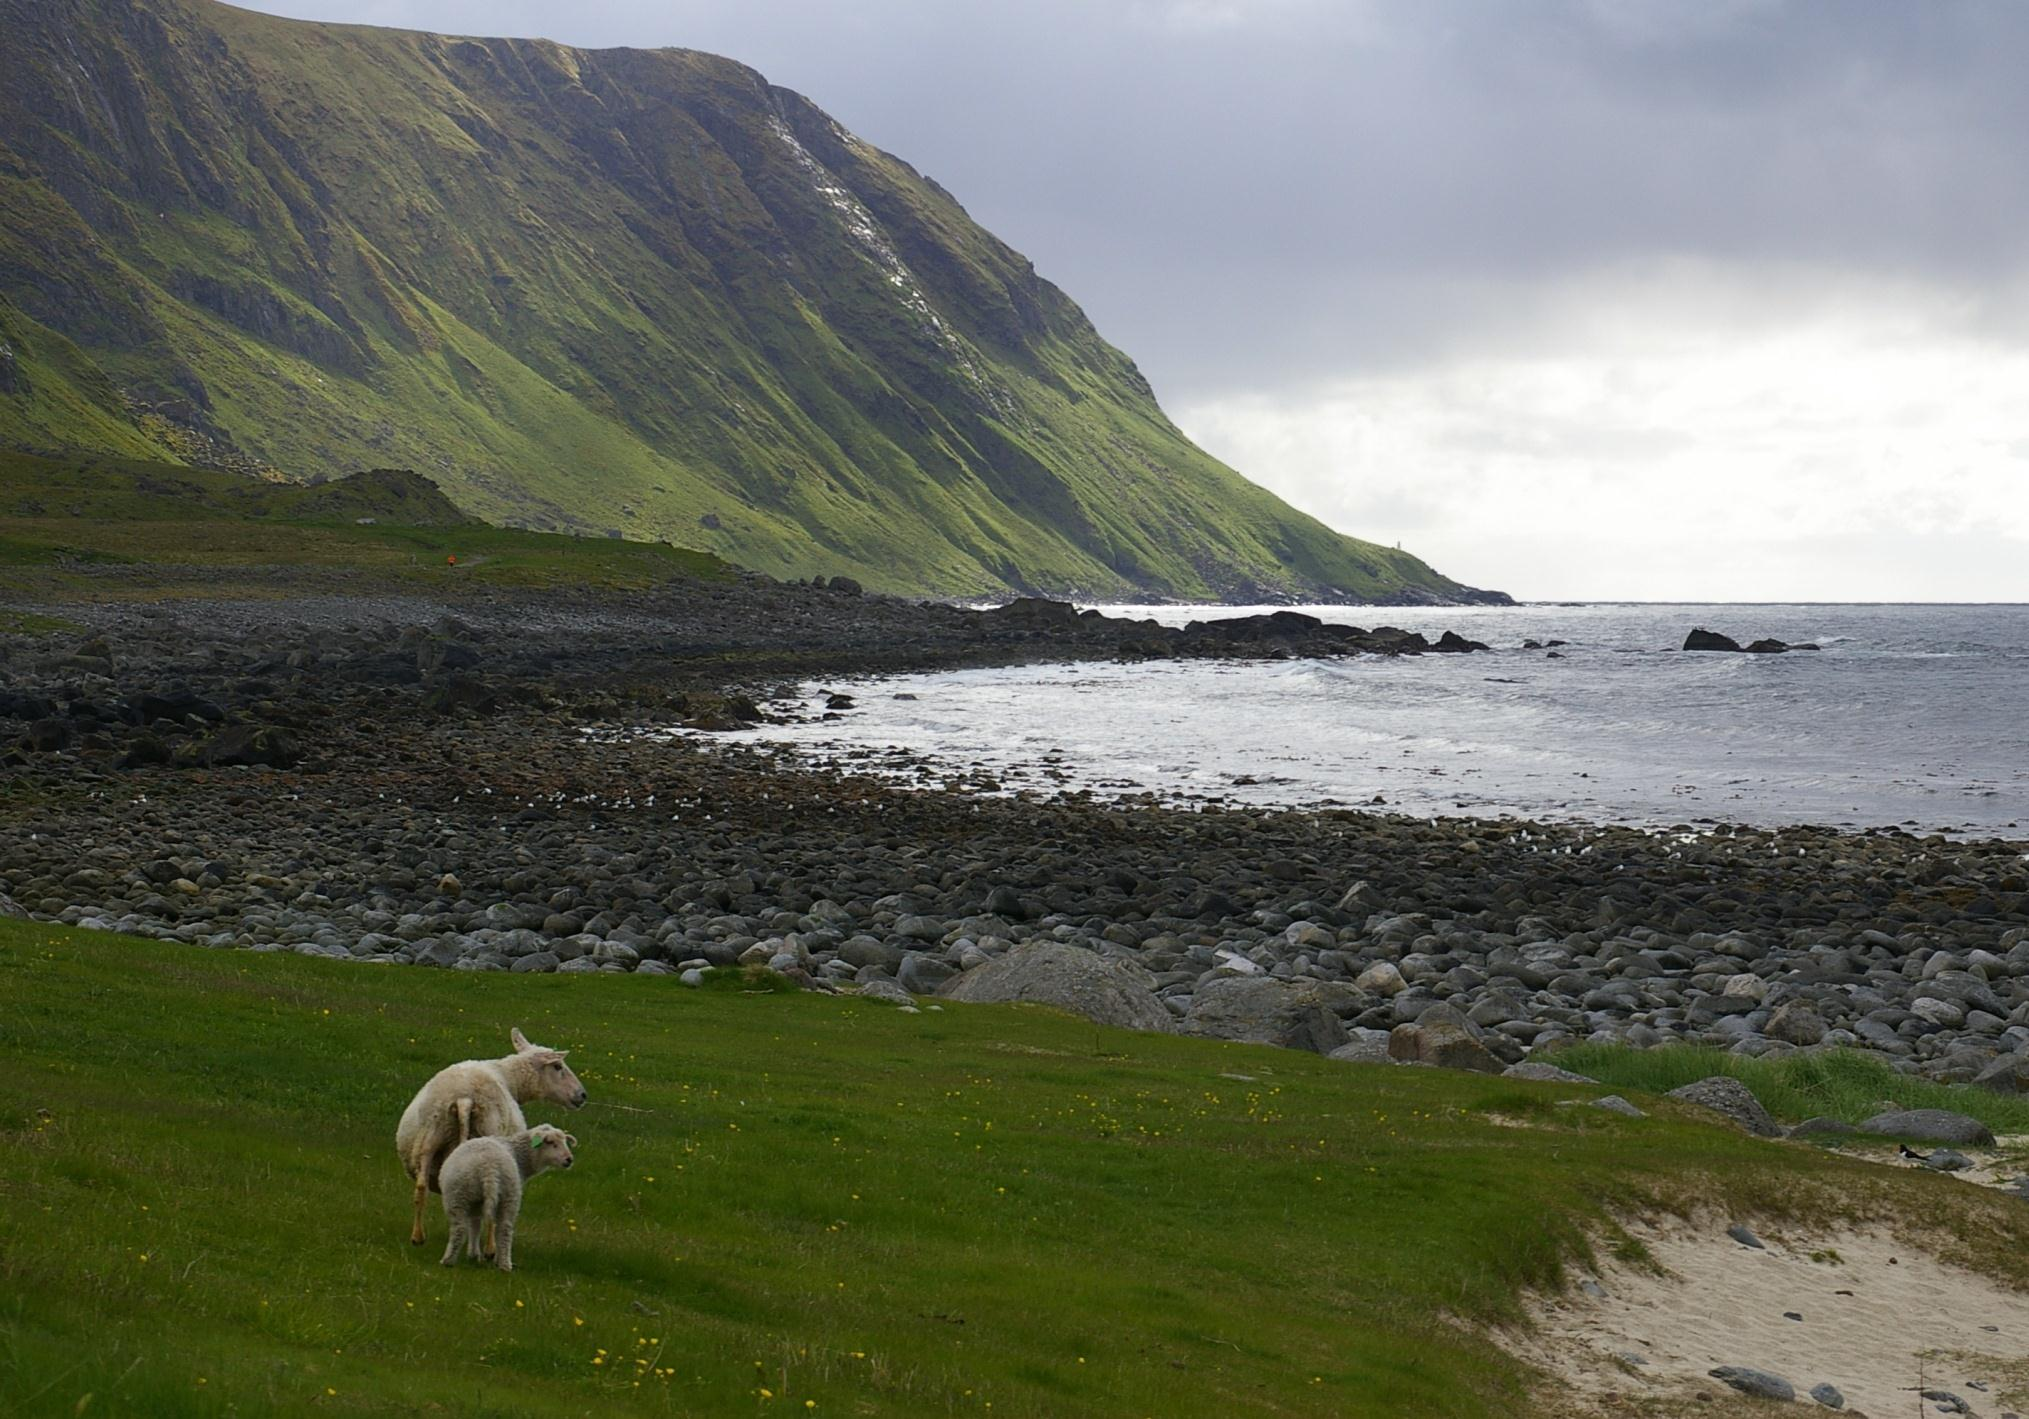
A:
510 1027 532 1052
532 1133 547 1149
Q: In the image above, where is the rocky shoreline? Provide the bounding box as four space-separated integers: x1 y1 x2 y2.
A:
3 575 2026 1086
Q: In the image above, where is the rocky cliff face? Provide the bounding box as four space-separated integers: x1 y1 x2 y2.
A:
0 0 1505 602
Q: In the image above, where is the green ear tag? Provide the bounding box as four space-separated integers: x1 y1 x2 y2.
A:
532 1134 546 1148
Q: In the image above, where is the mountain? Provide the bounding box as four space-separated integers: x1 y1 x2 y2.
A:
0 0 1504 603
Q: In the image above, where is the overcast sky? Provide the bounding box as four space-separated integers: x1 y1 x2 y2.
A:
235 0 2029 601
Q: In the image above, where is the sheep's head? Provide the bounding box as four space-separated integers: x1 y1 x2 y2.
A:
528 1124 577 1172
510 1027 588 1109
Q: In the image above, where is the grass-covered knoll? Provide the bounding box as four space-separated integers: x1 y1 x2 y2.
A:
0 0 1498 604
1556 1042 2029 1135
0 450 730 593
5 921 2026 1417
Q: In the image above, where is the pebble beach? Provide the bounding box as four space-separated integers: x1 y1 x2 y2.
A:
4 576 2026 1084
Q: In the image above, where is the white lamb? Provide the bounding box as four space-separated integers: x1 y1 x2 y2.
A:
439 1124 577 1271
396 1026 586 1245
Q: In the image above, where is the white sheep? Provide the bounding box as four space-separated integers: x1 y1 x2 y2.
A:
396 1027 586 1246
439 1124 577 1271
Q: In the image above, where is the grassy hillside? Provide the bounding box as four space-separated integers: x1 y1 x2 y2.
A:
0 0 1499 604
0 448 731 593
0 294 167 460
3 918 2023 1417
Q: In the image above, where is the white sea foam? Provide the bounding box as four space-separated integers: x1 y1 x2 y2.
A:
711 603 2029 837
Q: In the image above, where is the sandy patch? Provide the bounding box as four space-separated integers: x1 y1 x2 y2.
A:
1513 1218 2029 1416
1819 1134 2029 1198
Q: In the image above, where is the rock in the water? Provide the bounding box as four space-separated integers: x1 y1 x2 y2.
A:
1683 628 1744 652
1181 977 1349 1054
938 940 1172 1032
1388 1003 1503 1074
1858 1108 1995 1147
1708 1366 1795 1401
1666 1076 1784 1137
1808 1381 1845 1409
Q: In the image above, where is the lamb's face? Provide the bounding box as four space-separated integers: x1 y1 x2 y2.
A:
529 1126 577 1172
511 1028 589 1109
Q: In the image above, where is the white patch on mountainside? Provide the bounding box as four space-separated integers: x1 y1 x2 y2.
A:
765 115 1012 415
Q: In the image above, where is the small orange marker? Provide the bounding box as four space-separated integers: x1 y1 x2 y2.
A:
446 555 457 566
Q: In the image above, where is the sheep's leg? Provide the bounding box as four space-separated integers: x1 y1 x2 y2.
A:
494 1214 515 1272
410 1171 430 1246
440 1216 462 1267
466 1210 485 1260
481 1216 496 1261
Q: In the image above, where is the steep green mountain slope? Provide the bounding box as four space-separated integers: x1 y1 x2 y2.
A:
0 0 1502 602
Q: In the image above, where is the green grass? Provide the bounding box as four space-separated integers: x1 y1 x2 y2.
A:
5 920 2027 1417
0 608 84 635
1552 1044 2029 1135
0 451 732 594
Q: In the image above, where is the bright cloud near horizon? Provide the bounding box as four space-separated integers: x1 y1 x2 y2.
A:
235 0 2029 601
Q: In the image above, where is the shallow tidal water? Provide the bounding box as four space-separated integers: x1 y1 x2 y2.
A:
729 603 2029 837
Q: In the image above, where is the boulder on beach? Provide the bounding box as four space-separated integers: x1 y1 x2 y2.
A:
1665 1076 1784 1137
1857 1108 1995 1147
1973 1053 2029 1095
938 940 1173 1032
1181 977 1348 1054
1388 1003 1503 1074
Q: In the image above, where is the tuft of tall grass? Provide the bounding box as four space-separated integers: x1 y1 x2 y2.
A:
1552 1044 2029 1134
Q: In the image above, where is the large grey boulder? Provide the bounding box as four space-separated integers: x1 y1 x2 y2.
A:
1858 1108 1996 1147
1388 1003 1502 1074
939 941 1172 1032
839 934 905 970
1973 1053 2029 1095
1328 1028 1395 1065
1766 1001 1829 1046
897 952 958 995
857 978 914 1007
1666 1076 1784 1137
1181 977 1349 1054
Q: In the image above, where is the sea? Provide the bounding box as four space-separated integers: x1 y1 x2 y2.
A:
723 604 2029 839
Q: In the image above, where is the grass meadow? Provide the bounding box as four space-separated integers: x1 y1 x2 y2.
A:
6 920 2028 1416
